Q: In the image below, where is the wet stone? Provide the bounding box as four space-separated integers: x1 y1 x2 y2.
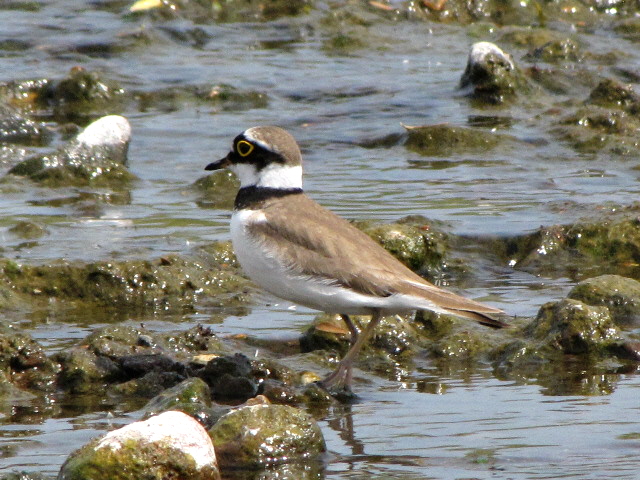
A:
37 67 126 121
59 410 220 480
7 115 134 188
403 123 508 157
141 377 213 424
208 403 325 470
459 41 527 104
8 221 48 239
118 353 187 379
196 353 259 401
0 104 48 144
568 275 640 327
0 325 59 392
526 298 621 355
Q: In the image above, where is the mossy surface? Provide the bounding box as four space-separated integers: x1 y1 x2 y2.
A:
209 404 325 469
59 437 219 480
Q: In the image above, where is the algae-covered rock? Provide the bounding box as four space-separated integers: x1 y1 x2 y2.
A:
8 221 48 239
526 299 621 355
403 123 510 156
7 115 134 187
0 252 249 313
524 38 584 63
54 346 122 394
142 377 212 422
492 210 640 279
58 410 220 480
0 325 59 392
587 78 640 108
553 79 640 155
209 403 325 470
493 298 627 390
460 41 528 104
38 67 125 121
568 275 640 326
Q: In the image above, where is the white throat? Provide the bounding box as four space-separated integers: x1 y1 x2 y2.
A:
232 163 302 189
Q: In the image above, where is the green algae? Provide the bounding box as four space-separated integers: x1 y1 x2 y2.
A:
142 377 212 419
568 275 640 326
0 252 249 313
59 437 219 480
403 123 511 157
209 404 325 470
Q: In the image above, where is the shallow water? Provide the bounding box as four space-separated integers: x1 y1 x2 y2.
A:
0 1 639 479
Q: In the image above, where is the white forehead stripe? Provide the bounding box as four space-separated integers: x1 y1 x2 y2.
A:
243 127 273 152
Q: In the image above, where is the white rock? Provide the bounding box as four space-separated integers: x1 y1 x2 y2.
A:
75 114 131 148
96 410 216 470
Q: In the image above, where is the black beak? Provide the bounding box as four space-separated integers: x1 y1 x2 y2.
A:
205 153 232 171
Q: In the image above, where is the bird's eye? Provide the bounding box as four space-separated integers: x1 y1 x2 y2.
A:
236 140 254 157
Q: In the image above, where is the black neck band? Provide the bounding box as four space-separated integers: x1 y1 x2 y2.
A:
234 186 303 210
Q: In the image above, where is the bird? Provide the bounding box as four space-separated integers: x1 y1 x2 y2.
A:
205 126 507 394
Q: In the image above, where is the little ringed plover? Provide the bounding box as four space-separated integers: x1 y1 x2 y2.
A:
205 126 507 393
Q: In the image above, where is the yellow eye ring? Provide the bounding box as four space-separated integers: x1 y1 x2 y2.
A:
236 140 254 157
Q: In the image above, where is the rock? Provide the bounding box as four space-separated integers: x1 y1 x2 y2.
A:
0 253 249 313
7 115 134 187
196 353 259 400
459 41 527 103
0 104 48 144
524 37 584 63
568 275 640 326
8 221 48 239
526 299 621 355
141 377 213 424
54 347 122 394
209 403 325 470
0 326 59 392
403 123 512 157
587 78 640 108
489 209 640 278
38 67 125 121
58 410 220 480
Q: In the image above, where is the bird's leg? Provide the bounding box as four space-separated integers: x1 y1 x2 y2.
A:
340 314 359 346
321 310 383 394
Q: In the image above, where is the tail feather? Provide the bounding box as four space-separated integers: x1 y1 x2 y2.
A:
443 308 510 329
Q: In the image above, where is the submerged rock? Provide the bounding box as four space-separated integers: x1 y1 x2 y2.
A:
58 410 220 480
403 123 512 156
490 207 640 279
7 115 134 187
208 403 325 470
554 78 640 155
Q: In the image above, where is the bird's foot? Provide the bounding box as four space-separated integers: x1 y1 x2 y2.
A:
318 361 358 401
